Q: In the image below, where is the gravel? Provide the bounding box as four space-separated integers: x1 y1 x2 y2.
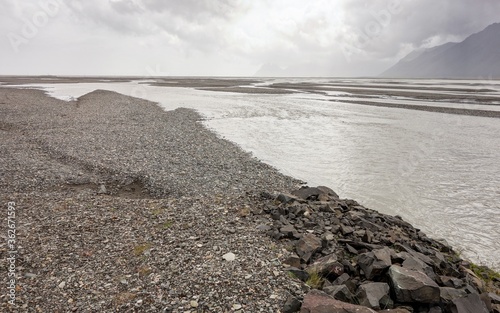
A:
0 87 303 312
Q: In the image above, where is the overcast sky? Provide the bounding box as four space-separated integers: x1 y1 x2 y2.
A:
1 0 499 77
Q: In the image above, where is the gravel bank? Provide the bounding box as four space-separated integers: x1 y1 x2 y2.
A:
0 87 301 312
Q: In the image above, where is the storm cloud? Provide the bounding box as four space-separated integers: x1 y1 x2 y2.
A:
1 0 499 76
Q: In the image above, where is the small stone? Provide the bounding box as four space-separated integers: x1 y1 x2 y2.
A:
190 301 198 308
232 304 242 310
97 184 107 194
256 224 271 231
222 252 236 261
58 281 66 289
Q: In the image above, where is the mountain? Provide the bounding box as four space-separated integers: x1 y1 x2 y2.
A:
381 23 500 78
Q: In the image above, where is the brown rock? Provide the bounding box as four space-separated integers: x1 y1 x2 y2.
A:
358 247 392 280
300 290 377 313
307 254 343 278
296 234 322 263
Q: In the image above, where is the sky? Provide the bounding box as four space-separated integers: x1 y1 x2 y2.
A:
1 0 499 77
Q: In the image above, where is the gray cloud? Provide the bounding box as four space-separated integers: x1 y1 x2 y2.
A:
0 0 498 76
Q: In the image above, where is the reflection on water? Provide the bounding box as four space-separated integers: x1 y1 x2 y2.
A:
7 79 500 270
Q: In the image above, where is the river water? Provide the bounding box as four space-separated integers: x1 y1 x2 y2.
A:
8 79 500 269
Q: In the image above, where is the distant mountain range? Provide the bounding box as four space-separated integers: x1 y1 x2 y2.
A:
381 23 500 78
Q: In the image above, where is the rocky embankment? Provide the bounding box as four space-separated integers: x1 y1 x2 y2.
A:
257 186 500 313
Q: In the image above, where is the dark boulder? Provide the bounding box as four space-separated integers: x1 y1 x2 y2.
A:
356 282 393 310
300 290 377 313
323 284 354 303
388 265 440 303
307 254 343 278
296 234 322 263
439 287 467 303
358 247 392 280
283 295 302 313
292 187 324 200
450 293 489 313
287 267 310 282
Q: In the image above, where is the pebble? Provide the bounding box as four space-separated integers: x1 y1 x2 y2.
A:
222 252 236 261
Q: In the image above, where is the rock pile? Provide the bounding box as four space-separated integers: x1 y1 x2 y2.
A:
258 186 500 313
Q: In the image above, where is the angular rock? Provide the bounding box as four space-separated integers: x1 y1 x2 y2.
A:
323 285 354 303
358 247 392 280
283 295 302 313
300 290 377 313
489 293 500 305
287 267 310 282
97 184 107 194
281 225 299 239
356 282 393 310
388 265 440 303
440 276 464 289
277 193 298 204
340 224 354 236
296 234 322 263
317 186 339 198
402 254 437 281
308 254 343 278
283 254 301 268
292 187 323 200
222 252 236 261
332 273 350 285
440 287 467 303
450 293 489 313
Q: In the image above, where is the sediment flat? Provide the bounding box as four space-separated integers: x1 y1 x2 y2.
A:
0 87 301 312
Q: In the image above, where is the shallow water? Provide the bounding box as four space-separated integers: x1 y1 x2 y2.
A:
6 79 500 269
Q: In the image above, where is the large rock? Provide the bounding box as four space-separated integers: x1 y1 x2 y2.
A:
292 187 323 200
439 287 467 303
402 253 437 281
277 193 299 204
356 282 393 310
316 186 339 198
287 267 310 282
489 293 500 304
300 290 377 313
323 285 354 303
450 293 489 313
281 225 300 239
283 295 302 313
388 265 440 303
307 254 344 278
358 247 392 279
440 276 464 289
296 234 322 263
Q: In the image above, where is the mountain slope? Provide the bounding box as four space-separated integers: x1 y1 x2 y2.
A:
381 23 500 78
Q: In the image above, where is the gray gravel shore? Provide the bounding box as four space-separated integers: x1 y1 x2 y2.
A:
0 87 302 312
